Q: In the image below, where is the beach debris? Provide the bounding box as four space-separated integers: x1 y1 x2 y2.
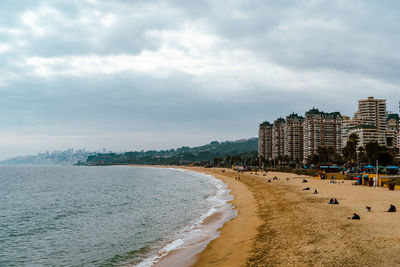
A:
286 177 290 181
302 187 310 190
387 204 396 212
366 206 371 212
314 189 318 194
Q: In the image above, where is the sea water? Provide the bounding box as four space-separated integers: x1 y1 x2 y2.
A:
0 166 235 266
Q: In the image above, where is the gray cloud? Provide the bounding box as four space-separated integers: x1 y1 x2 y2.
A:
0 0 399 159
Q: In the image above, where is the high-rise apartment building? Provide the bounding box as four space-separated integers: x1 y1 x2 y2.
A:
284 113 304 161
258 121 273 160
272 118 285 159
348 125 379 147
357 97 387 145
303 108 342 159
386 114 399 151
341 115 357 148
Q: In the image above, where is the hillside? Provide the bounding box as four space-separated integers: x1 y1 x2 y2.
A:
83 138 258 166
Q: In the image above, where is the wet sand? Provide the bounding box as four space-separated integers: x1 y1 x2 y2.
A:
154 166 260 267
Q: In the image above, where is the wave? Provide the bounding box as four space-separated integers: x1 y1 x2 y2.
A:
133 169 236 267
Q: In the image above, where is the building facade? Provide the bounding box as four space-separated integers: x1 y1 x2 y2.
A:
357 96 387 145
303 108 342 160
386 114 399 152
341 115 357 148
272 118 285 159
258 121 273 160
348 125 379 148
284 113 304 161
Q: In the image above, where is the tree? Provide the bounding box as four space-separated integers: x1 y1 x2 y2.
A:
365 142 381 163
282 155 290 165
365 142 394 166
343 133 359 165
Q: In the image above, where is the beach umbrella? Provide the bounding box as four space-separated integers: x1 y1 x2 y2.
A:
386 166 399 169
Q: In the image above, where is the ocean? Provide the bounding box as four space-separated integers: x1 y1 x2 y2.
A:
0 166 235 266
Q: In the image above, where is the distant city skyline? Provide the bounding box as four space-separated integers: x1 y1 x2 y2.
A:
1 1 400 160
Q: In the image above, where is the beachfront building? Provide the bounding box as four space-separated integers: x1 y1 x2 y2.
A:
386 114 399 152
357 97 387 146
284 113 304 161
272 118 285 159
258 121 273 161
303 108 343 160
341 115 357 147
348 125 379 147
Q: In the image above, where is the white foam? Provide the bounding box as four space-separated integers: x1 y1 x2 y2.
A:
133 170 236 267
160 239 184 253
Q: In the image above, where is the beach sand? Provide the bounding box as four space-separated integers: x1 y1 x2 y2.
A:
185 168 400 267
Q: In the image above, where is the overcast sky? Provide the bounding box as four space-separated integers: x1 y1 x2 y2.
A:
0 0 399 159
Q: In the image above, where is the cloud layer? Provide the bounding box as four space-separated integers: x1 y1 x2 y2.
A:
0 0 399 159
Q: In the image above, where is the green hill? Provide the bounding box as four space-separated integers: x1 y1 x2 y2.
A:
83 138 258 166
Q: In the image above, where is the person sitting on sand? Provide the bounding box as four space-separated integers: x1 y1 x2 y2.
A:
302 187 310 190
366 206 371 212
314 189 318 194
302 178 308 183
328 198 339 204
350 213 360 220
388 204 396 212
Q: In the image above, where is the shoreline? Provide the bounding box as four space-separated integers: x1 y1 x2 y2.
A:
127 166 261 267
153 167 239 267
127 165 400 266
188 167 261 267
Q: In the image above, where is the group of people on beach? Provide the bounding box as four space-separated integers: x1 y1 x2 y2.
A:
249 171 398 221
301 179 398 220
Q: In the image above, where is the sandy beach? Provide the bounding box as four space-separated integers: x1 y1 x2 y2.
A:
180 168 400 267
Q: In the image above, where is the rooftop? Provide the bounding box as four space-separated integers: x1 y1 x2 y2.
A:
387 113 400 122
305 108 342 118
260 121 272 127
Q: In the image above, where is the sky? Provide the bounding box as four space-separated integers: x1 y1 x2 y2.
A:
0 0 399 160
